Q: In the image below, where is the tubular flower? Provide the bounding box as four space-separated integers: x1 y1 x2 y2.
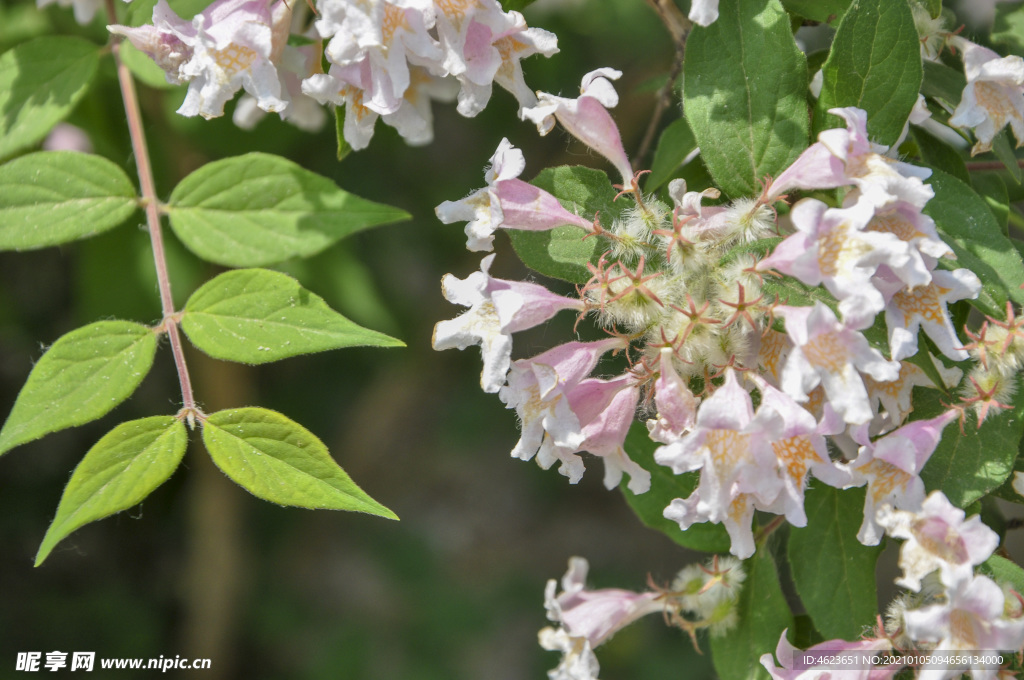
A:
949 36 1024 155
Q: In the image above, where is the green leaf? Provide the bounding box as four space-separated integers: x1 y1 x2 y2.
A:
788 486 882 640
911 126 969 184
992 130 1023 185
779 0 851 23
0 151 138 251
181 268 403 364
924 169 1024 317
0 321 158 456
918 387 1024 508
166 153 409 267
202 407 397 518
619 422 731 553
979 555 1024 594
973 173 1010 234
710 547 793 680
646 117 697 192
35 416 187 566
921 60 966 108
507 165 620 284
684 0 809 198
813 0 922 147
0 37 100 160
993 2 1024 59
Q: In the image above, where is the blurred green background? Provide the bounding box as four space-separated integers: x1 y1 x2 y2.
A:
0 1 718 677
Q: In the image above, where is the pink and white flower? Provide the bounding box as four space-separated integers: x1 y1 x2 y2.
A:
521 68 635 185
877 490 999 591
949 37 1024 155
905 573 1024 680
775 302 900 425
433 254 584 393
110 0 289 119
848 409 959 545
761 629 897 680
435 138 594 251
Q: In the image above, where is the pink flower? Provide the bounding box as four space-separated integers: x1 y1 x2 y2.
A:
646 348 700 444
776 302 900 425
761 629 898 680
905 573 1024 680
949 37 1024 155
759 198 912 325
877 490 999 591
521 68 634 185
769 107 933 210
499 338 626 482
435 138 593 251
110 0 289 119
433 254 584 393
848 410 959 545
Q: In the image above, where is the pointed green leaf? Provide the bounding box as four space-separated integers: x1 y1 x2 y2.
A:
921 60 966 108
912 126 969 184
646 117 697 192
0 37 100 160
619 422 731 553
333 106 352 162
710 548 793 680
166 153 409 267
684 0 809 198
924 169 1024 317
35 416 187 566
973 173 1010 234
779 0 851 23
918 388 1024 508
0 321 158 456
992 130 1023 185
788 486 882 640
0 151 138 251
181 268 403 364
813 0 922 147
507 165 620 284
202 407 397 518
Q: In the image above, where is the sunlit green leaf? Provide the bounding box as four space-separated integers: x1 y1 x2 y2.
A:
0 36 101 160
646 117 697 192
35 416 187 566
181 268 403 364
788 486 882 640
925 169 1024 317
166 153 409 267
979 555 1024 594
918 389 1024 508
684 0 809 198
202 407 397 518
814 0 922 147
0 151 138 251
0 321 158 456
710 547 793 680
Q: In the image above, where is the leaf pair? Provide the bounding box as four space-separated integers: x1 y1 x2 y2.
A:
36 408 397 566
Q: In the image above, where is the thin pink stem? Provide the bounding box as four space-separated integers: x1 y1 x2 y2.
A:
105 0 198 421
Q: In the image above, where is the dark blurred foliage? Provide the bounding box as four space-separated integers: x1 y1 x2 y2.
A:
0 0 723 678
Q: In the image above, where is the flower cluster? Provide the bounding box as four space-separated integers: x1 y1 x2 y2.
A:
109 0 557 147
540 555 744 680
435 63 991 560
765 491 1024 680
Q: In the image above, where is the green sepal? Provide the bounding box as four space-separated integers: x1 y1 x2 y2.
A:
181 268 403 364
684 0 809 198
35 416 187 566
166 153 409 267
788 486 882 640
0 36 100 160
0 321 158 456
0 151 138 251
202 407 397 519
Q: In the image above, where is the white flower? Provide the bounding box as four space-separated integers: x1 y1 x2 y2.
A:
949 37 1024 155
